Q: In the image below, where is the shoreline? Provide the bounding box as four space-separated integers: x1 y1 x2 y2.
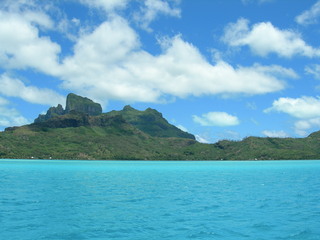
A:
1 158 320 162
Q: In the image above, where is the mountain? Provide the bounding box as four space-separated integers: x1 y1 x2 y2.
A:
106 105 195 139
32 93 194 139
34 93 102 123
1 93 320 160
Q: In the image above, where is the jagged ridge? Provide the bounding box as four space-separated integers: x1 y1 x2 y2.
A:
32 93 195 140
34 93 102 123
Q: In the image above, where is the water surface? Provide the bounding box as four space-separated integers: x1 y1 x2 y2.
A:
0 160 319 239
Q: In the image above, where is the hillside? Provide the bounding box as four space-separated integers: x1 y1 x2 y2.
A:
106 105 195 139
1 93 320 160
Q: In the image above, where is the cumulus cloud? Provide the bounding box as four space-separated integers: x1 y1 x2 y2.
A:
262 130 289 138
193 112 240 127
265 96 320 119
222 18 320 58
0 74 65 106
55 16 294 104
0 11 61 74
265 96 320 136
0 4 296 106
296 1 320 26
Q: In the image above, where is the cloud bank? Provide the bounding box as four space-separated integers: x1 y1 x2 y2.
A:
0 3 296 107
57 17 292 104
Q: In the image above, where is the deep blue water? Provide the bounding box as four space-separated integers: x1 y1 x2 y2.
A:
0 160 320 240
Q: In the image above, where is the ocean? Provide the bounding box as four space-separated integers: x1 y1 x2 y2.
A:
0 160 319 239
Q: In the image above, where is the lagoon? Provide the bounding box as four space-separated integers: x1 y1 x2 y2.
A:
0 160 320 239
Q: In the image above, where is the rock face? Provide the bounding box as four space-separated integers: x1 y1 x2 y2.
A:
34 93 102 123
65 93 102 116
34 104 64 123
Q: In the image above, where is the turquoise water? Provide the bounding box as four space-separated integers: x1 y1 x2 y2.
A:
0 160 319 240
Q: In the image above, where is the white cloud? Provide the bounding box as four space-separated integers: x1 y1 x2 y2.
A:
23 10 54 29
0 11 61 74
133 0 181 31
265 96 320 136
0 74 65 106
56 17 293 104
0 0 56 31
265 96 320 119
193 112 240 127
296 1 320 26
294 118 320 136
0 4 295 106
222 18 320 58
262 130 289 138
305 64 320 79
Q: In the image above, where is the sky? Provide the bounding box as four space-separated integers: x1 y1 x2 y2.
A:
1 0 320 143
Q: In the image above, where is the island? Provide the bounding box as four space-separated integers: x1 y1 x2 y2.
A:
1 93 319 160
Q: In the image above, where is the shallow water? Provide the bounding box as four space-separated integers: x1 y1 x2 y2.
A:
0 160 319 239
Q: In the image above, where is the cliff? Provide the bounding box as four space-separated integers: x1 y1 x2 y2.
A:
65 93 102 116
34 93 102 123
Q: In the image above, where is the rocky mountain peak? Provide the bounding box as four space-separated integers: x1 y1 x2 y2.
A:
65 93 102 116
34 93 102 123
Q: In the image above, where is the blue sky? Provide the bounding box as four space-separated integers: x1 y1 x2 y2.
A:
1 0 320 143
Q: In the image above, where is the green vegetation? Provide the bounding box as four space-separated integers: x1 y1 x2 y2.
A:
1 93 320 160
107 105 195 139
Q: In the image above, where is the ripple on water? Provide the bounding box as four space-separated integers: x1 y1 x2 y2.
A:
0 160 320 240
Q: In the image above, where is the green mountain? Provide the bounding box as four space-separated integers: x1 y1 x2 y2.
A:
1 93 320 160
107 105 195 139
